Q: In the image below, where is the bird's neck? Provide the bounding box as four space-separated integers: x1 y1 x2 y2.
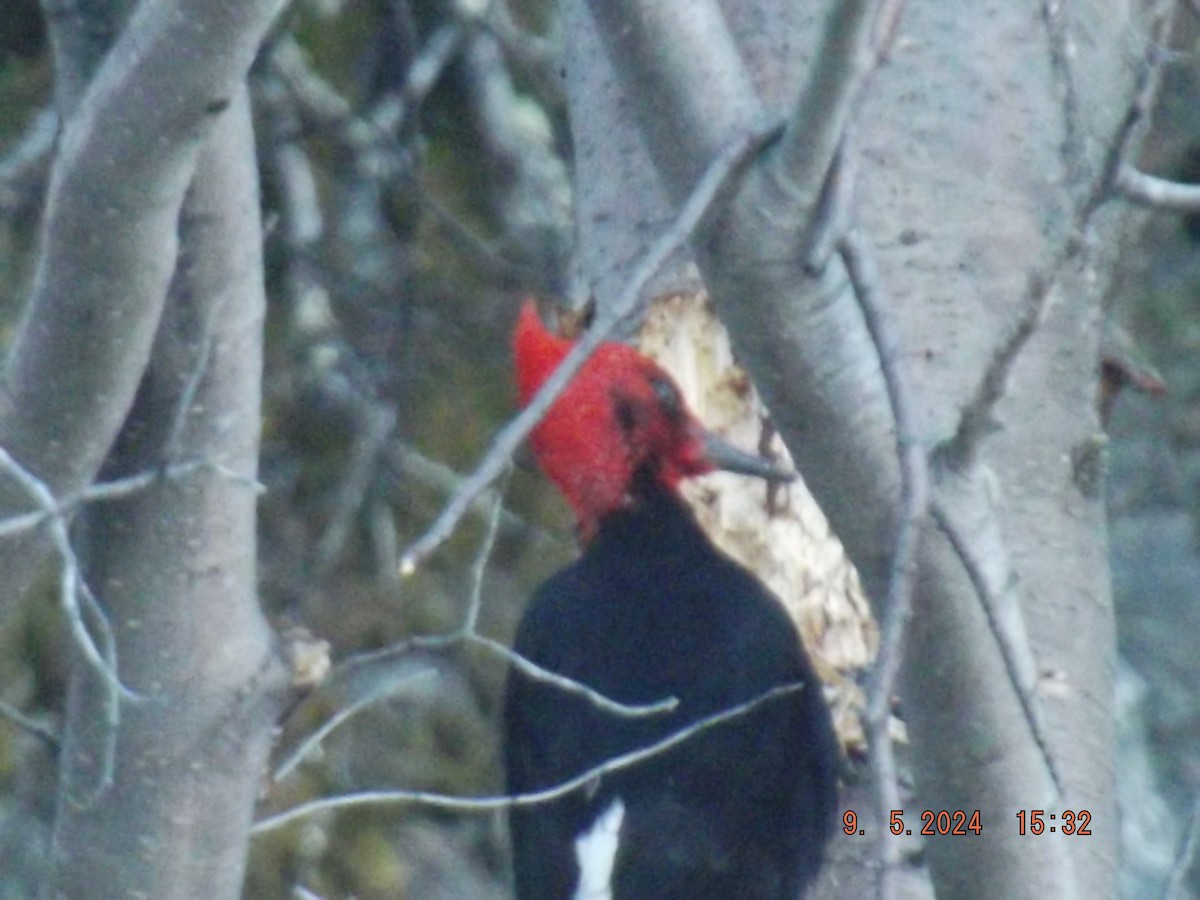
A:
584 469 712 559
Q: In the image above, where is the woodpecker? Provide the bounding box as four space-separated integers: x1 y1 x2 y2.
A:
503 301 839 900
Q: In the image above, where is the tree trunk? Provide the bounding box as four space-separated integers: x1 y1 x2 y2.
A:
16 0 291 896
43 84 289 899
565 0 1141 896
0 0 283 606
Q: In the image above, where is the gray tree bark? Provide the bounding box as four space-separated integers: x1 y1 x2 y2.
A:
3 0 293 897
45 85 289 900
0 0 283 605
565 0 1144 896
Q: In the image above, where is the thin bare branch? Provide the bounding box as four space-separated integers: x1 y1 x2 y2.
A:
1116 164 1200 211
0 106 56 218
0 446 131 703
919 233 1066 800
0 459 262 543
402 23 466 114
422 192 531 284
464 463 511 634
802 137 858 273
0 698 59 747
163 295 230 464
480 0 562 104
1084 0 1177 220
267 22 463 181
938 271 1054 471
274 465 511 783
777 0 898 214
0 444 138 807
930 498 1060 792
274 666 439 784
274 458 669 788
796 0 902 270
399 121 783 573
367 500 401 589
1167 796 1200 900
387 442 551 547
345 633 676 722
73 580 122 803
841 226 929 898
314 393 397 574
776 6 913 889
0 456 259 790
479 633 680 717
1041 0 1087 192
266 37 357 130
936 15 1158 471
265 37 412 182
252 682 803 834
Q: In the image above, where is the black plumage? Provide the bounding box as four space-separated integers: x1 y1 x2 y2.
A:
504 475 838 899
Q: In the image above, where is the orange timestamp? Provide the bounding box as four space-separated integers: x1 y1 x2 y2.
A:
842 809 983 837
1015 809 1092 835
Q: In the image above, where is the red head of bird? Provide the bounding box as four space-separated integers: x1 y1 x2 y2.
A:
513 299 791 538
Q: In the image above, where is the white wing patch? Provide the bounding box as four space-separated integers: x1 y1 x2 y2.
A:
573 798 626 900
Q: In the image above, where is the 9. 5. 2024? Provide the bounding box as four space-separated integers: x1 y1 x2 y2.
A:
841 809 983 836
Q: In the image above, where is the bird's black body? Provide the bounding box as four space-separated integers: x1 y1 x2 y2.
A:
504 477 839 900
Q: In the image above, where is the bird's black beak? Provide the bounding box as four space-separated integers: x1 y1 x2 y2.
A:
701 430 796 483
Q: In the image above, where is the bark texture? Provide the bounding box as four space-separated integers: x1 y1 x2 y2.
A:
565 0 1142 896
45 87 289 899
20 0 291 896
0 0 284 609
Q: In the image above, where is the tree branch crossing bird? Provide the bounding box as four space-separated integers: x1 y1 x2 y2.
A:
504 300 838 900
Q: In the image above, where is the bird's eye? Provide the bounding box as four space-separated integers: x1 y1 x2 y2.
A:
613 394 639 436
649 376 682 418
